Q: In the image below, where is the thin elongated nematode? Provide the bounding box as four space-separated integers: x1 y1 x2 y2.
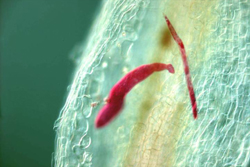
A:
164 15 198 119
95 63 175 128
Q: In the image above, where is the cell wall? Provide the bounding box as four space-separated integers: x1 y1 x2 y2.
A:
54 0 250 166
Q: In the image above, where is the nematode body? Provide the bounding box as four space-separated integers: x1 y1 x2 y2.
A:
95 63 175 128
164 15 198 119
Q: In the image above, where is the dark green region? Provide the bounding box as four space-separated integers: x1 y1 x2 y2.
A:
0 1 100 167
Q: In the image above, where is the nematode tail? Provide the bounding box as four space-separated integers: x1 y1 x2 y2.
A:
95 63 175 128
164 15 198 119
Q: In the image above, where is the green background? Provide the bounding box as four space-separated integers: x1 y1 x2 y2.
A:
0 1 100 166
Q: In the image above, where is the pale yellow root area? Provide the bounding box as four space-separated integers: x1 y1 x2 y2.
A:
122 0 217 166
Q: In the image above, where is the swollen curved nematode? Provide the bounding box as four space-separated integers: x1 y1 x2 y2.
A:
95 63 175 128
94 14 198 128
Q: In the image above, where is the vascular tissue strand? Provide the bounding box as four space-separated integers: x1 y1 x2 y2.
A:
164 15 198 119
95 63 175 128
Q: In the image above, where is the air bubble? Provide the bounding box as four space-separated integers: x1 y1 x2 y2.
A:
102 62 108 68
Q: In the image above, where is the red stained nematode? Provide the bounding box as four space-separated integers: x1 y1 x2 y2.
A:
95 63 175 128
164 15 198 119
